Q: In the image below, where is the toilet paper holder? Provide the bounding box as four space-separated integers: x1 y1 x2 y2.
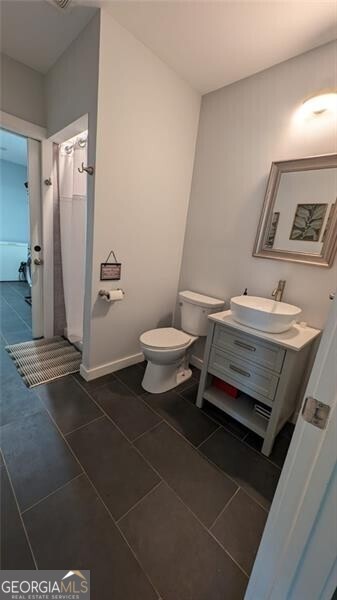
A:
99 288 125 300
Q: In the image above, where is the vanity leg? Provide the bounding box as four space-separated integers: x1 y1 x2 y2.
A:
196 387 204 408
261 435 274 457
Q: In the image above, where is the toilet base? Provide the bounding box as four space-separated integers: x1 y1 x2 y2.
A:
141 362 192 394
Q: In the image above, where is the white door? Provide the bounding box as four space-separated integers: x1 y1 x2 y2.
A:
27 138 44 338
246 294 337 599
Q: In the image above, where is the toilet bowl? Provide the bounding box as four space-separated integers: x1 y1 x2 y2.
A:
140 327 197 394
140 291 224 394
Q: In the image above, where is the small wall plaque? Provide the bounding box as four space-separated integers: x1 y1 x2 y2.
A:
100 250 121 281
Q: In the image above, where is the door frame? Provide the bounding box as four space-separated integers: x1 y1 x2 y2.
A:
246 295 337 599
0 110 54 338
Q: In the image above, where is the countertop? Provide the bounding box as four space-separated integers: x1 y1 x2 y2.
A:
208 310 321 351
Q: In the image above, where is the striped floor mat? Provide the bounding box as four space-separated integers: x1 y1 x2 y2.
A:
5 336 82 387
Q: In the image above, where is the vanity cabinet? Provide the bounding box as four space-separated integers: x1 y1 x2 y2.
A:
196 311 320 456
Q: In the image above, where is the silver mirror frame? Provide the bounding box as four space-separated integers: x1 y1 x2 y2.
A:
253 154 337 267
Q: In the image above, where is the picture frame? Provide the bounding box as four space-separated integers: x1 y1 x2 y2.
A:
100 262 122 281
253 154 337 267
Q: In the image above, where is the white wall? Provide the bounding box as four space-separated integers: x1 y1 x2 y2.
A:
0 158 29 282
178 41 337 361
0 53 46 127
82 9 200 376
0 159 28 242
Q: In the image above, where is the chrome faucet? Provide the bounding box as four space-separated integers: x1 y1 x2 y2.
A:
272 280 286 302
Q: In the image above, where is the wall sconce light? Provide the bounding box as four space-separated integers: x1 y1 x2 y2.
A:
302 92 337 116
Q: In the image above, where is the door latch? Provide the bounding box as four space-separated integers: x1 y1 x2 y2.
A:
302 396 330 430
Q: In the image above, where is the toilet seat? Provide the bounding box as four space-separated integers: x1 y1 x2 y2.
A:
140 327 191 350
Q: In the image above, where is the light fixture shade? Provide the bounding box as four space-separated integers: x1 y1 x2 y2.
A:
303 92 337 115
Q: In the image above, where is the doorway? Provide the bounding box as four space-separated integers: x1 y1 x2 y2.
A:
0 130 30 341
0 128 44 342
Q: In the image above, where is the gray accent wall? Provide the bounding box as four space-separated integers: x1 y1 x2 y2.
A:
45 13 100 137
45 12 100 345
178 40 337 345
0 53 46 127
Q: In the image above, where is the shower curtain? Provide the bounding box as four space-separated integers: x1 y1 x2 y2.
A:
58 134 87 345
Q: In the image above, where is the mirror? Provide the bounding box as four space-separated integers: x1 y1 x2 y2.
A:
253 154 337 267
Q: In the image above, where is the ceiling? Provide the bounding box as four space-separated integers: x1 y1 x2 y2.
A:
0 129 27 166
104 1 337 93
0 1 336 93
0 0 97 74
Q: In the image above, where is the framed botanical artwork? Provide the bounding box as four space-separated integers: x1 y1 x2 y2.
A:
289 203 328 242
265 211 280 248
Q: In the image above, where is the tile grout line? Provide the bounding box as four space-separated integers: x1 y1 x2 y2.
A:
28 391 163 600
196 425 222 448
197 427 272 513
103 371 173 432
72 374 166 445
71 375 165 446
131 420 164 444
140 393 221 449
209 487 241 531
63 415 105 437
233 430 282 471
72 373 249 576
6 282 31 306
0 292 32 331
113 507 163 600
0 450 38 569
8 282 30 300
20 474 84 516
198 420 282 471
115 481 163 524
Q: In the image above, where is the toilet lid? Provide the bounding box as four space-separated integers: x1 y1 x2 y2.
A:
140 327 191 350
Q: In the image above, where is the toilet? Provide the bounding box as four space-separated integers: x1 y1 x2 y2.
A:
140 291 224 393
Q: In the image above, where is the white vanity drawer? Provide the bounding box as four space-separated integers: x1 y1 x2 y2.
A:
209 346 279 402
213 324 285 373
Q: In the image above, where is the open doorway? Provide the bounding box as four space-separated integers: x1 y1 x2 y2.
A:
0 128 44 342
0 129 31 342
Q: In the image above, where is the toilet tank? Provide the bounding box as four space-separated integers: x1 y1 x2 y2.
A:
179 291 224 336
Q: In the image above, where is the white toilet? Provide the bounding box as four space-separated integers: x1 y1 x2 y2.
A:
140 290 224 393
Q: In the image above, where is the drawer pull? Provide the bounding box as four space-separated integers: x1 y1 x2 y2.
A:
234 339 256 352
229 364 251 378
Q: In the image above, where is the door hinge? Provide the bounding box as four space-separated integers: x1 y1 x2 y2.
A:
302 396 330 430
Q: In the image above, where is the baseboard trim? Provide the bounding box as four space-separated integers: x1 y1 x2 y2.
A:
190 354 203 371
80 352 144 381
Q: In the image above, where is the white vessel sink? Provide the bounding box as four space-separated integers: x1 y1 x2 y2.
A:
230 296 302 333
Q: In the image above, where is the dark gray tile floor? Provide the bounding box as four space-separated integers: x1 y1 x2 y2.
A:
0 281 32 340
0 308 294 598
